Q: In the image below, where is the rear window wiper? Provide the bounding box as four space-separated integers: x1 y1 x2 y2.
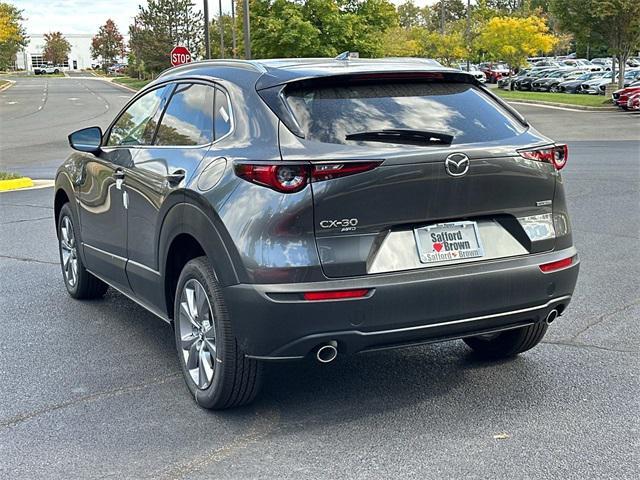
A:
345 129 454 146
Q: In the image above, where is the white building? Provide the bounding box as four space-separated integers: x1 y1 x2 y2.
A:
16 33 95 71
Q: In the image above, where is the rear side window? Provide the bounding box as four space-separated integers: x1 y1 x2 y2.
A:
155 83 214 146
285 82 526 145
214 88 232 140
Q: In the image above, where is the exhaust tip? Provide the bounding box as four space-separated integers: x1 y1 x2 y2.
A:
316 342 338 363
545 309 559 325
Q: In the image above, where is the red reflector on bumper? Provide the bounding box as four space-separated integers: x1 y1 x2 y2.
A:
539 256 574 273
303 289 370 301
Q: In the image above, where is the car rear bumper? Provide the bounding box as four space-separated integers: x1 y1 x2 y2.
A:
223 247 579 360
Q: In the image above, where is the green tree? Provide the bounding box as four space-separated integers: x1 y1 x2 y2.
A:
43 32 71 65
549 0 604 59
428 0 467 32
129 0 203 77
382 26 423 57
397 1 429 28
477 15 556 70
0 2 27 70
91 19 125 70
594 0 640 88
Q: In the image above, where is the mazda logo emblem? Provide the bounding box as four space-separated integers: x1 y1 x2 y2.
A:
444 153 470 177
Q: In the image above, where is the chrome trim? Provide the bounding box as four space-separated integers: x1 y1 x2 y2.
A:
245 354 305 361
83 242 127 263
363 295 571 337
84 243 161 276
127 258 161 276
86 268 171 324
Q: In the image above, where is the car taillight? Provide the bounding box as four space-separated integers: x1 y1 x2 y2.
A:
234 161 381 193
234 164 308 193
518 144 568 170
303 289 370 301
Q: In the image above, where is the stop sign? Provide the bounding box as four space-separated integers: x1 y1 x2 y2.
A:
170 46 192 67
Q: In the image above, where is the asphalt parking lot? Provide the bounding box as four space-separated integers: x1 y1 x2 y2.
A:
0 76 638 479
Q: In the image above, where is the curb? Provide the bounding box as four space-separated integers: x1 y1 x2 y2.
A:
0 80 15 92
505 99 616 111
103 78 138 93
0 177 34 191
0 179 54 192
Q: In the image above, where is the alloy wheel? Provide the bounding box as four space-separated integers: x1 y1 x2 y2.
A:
178 279 217 389
60 215 78 288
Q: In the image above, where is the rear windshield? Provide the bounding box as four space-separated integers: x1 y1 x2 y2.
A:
285 82 526 146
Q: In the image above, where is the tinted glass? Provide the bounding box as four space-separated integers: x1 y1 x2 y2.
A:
214 88 232 140
107 87 167 146
155 83 214 146
285 82 526 146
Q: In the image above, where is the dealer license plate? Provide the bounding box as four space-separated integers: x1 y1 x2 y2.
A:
414 221 484 264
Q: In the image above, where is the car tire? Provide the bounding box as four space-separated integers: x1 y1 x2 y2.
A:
550 86 559 93
462 322 548 359
57 203 109 299
54 69 59 74
174 256 262 409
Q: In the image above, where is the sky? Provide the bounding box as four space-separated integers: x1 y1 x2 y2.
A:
13 0 437 35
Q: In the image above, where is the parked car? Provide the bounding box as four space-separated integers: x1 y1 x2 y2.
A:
55 58 579 409
530 58 560 68
612 81 640 109
557 71 606 93
580 69 640 94
455 63 486 83
107 63 127 74
531 70 581 92
591 58 613 71
626 91 640 110
560 59 602 72
34 65 60 75
479 62 511 83
513 68 557 91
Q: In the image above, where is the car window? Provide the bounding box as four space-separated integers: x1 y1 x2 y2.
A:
107 87 169 146
214 88 232 140
155 83 214 146
285 81 526 146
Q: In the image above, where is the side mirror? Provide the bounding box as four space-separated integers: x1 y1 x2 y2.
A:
68 126 103 154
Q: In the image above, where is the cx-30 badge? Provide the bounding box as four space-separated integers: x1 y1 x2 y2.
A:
445 153 470 177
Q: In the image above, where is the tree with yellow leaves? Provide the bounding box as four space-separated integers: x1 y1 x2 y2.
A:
420 31 468 66
0 2 27 70
477 15 556 71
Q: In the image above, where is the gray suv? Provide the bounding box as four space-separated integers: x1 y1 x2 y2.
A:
55 58 579 409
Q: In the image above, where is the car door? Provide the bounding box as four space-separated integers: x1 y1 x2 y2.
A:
125 81 228 309
78 85 171 292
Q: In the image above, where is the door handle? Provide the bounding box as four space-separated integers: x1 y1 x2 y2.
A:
114 169 125 190
166 169 186 185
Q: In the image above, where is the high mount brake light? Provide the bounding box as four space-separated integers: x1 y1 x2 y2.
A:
518 144 568 170
234 162 381 193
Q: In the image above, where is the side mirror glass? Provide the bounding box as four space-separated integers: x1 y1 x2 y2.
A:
68 126 102 153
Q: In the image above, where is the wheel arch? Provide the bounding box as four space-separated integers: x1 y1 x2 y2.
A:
159 198 244 320
54 172 77 238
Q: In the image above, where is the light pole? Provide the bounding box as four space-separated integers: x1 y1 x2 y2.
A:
243 0 251 59
231 0 237 58
218 0 225 58
203 0 211 59
466 0 471 71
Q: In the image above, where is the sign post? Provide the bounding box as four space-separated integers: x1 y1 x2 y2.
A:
170 46 192 67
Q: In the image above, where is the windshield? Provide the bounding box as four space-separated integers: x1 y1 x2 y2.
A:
285 81 526 146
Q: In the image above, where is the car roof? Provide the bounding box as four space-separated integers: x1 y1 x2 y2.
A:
158 57 473 90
